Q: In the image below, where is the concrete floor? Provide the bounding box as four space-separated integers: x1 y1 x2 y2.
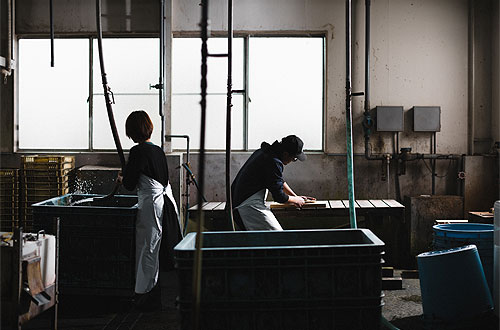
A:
22 270 499 330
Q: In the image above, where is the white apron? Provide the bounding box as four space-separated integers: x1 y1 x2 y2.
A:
135 174 181 294
235 189 283 231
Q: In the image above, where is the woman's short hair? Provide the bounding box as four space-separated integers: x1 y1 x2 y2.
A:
125 110 153 143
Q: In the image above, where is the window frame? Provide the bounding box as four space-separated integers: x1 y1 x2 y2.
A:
15 34 160 153
15 32 326 153
171 32 326 152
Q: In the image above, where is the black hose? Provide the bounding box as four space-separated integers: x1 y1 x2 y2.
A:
95 0 125 171
225 0 235 231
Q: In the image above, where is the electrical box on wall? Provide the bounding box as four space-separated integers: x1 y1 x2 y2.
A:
413 106 441 132
375 106 404 132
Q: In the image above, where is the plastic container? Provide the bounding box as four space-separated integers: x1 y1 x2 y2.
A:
433 223 494 293
174 228 385 330
0 169 19 230
418 245 493 328
32 194 138 295
21 155 75 170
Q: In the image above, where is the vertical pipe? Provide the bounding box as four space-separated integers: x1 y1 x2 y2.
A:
51 217 60 330
364 0 371 115
386 155 390 198
432 132 437 195
243 37 249 150
13 227 22 329
159 0 166 150
50 0 54 67
192 1 209 328
89 39 94 151
395 132 402 202
184 136 190 235
225 0 235 230
2 0 13 83
345 0 357 229
7 0 12 72
432 133 436 195
468 0 475 155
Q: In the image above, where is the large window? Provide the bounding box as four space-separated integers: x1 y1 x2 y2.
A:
18 36 324 151
172 36 324 151
171 38 245 150
18 38 160 150
18 39 90 149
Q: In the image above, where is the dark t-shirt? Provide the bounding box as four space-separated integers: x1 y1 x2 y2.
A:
231 141 289 208
122 142 169 191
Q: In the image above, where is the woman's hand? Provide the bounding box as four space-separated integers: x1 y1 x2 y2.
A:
116 171 123 184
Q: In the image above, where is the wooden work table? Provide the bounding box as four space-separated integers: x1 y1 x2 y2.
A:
188 199 407 267
190 199 404 218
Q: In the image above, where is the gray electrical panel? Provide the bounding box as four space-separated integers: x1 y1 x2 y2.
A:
413 106 441 132
375 106 404 132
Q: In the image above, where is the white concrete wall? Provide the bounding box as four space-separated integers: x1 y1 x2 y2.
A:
16 0 160 34
174 0 469 155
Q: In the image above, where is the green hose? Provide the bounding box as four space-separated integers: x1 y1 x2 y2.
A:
345 120 357 229
345 0 357 229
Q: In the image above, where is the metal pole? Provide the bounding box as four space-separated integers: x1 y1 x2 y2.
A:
225 0 235 231
159 0 166 150
165 134 191 234
364 0 371 114
192 1 209 328
51 217 60 330
345 0 357 229
50 0 54 67
13 227 22 329
432 132 436 195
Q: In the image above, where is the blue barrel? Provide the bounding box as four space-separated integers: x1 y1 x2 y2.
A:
433 223 494 293
418 245 493 326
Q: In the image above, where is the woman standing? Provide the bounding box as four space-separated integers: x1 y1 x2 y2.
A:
118 110 182 299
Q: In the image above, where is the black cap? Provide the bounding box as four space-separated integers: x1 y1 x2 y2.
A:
281 135 306 161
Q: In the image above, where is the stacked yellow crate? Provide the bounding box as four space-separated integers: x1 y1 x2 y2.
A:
21 156 74 230
0 169 19 231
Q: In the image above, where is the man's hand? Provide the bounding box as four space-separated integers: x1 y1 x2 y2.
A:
300 196 316 202
288 195 306 208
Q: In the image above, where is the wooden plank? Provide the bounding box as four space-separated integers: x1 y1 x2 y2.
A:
188 202 209 211
317 200 331 209
383 199 404 208
214 202 226 211
382 277 403 290
369 200 389 208
357 200 375 208
329 200 345 209
203 202 222 211
342 200 359 208
270 201 328 209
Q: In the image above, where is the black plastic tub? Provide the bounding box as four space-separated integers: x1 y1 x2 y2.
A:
174 228 385 330
33 194 138 296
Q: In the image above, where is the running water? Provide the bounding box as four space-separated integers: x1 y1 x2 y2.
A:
68 197 95 206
